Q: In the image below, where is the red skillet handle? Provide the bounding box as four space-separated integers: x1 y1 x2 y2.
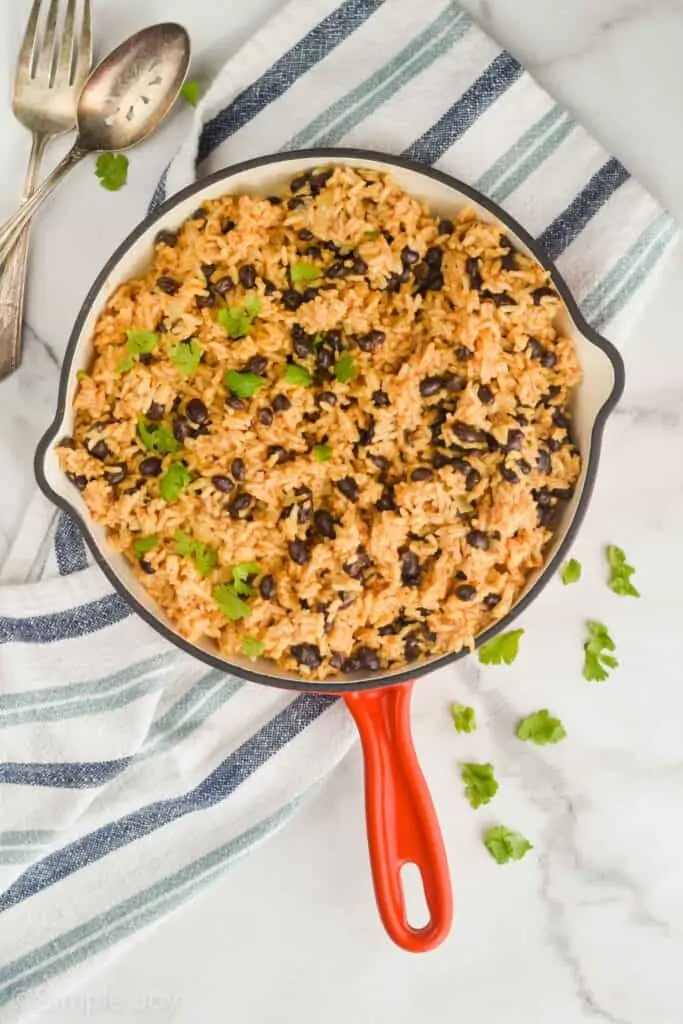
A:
344 682 453 952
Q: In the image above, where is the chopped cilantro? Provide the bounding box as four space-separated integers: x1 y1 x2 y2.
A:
478 629 524 666
606 545 639 598
133 535 158 559
170 339 203 376
116 354 136 374
583 621 618 682
312 334 324 347
137 416 179 455
461 762 498 809
231 561 262 596
95 152 129 191
561 558 582 585
283 362 312 387
484 826 533 864
76 370 88 382
290 261 320 286
242 635 266 660
516 709 566 745
213 583 252 621
244 295 262 318
180 80 200 107
217 296 261 340
117 330 159 373
334 353 356 383
224 369 267 399
313 443 332 462
364 230 380 240
450 703 476 733
174 530 217 577
159 461 193 503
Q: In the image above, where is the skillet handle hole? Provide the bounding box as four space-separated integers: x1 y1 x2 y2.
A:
400 862 430 929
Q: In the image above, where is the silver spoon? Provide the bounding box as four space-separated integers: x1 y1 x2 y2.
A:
0 22 190 266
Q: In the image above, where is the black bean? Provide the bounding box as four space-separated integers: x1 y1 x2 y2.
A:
420 376 444 397
532 286 557 304
289 539 310 565
139 559 155 575
291 643 321 669
238 265 257 289
215 276 234 295
466 256 483 292
443 373 466 393
505 428 524 452
157 276 180 295
192 207 207 221
455 584 476 601
288 197 304 210
244 355 268 375
220 218 236 234
105 464 127 485
455 346 472 361
355 646 381 672
481 289 516 307
478 384 494 405
518 459 532 475
186 398 208 425
401 247 420 266
352 257 368 275
282 290 303 311
155 230 178 247
326 260 346 280
302 287 319 303
267 445 289 464
500 249 517 271
228 493 252 518
376 485 397 512
454 570 467 581
259 575 276 600
466 529 489 550
536 449 551 473
344 552 372 579
411 467 434 482
329 653 344 670
272 394 291 413
465 468 481 491
292 333 313 358
438 218 454 235
297 499 313 524
401 549 421 587
201 264 216 281
425 246 443 269
258 407 274 426
143 402 164 424
431 451 451 469
298 228 314 241
173 417 190 443
552 410 571 430
334 476 359 503
372 389 390 408
422 270 444 292
385 272 403 293
538 506 555 527
290 174 309 193
404 637 421 662
227 395 245 411
515 414 529 427
310 170 332 193
303 245 322 260
138 353 154 366
58 436 76 449
500 464 519 484
267 195 282 206
483 593 501 610
196 292 216 309
231 458 245 480
452 421 486 444
547 437 562 452
541 351 557 369
87 439 109 461
325 329 343 350
314 509 336 539
66 472 88 491
139 456 162 477
357 329 385 352
527 338 544 359
211 474 234 493
317 391 337 408
551 486 574 500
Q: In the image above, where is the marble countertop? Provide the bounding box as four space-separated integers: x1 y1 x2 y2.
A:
1 0 683 1021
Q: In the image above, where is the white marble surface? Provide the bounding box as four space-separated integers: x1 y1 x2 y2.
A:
2 0 683 1021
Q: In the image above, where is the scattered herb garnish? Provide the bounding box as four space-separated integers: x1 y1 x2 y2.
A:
242 635 266 660
76 370 88 383
174 530 218 577
217 295 262 340
583 620 618 682
117 330 159 373
484 826 533 864
478 629 524 666
334 353 356 383
231 561 262 596
561 558 582 585
137 416 179 455
364 230 380 240
213 583 252 621
159 461 193 503
170 339 203 376
313 443 332 462
450 703 476 734
95 152 129 191
133 535 158 560
283 362 312 387
606 545 639 598
461 762 498 809
290 261 320 286
312 334 324 348
180 80 200 107
517 709 566 745
224 369 267 399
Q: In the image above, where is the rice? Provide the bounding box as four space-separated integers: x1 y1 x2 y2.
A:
58 166 582 679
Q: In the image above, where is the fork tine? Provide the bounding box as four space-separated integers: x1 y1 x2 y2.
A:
34 0 60 84
74 0 92 86
15 0 43 85
54 0 76 86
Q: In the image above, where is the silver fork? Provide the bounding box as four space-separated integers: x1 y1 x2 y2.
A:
0 0 92 382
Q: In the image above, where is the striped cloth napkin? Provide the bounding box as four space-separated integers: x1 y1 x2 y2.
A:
0 0 677 1016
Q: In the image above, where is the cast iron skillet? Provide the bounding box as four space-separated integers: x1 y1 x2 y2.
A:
35 149 625 953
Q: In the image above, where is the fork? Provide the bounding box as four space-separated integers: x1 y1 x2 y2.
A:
0 0 92 382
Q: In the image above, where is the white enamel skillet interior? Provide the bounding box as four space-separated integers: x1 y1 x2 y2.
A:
36 148 625 694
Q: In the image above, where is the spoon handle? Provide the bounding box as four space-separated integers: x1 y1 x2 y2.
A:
0 145 87 267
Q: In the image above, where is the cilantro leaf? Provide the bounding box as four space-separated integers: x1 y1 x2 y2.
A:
583 620 618 682
313 443 332 462
242 635 266 660
516 709 566 745
334 353 356 383
561 558 581 585
159 462 193 503
244 295 262 318
478 629 524 666
364 230 380 240
484 826 533 864
290 262 320 286
224 370 267 399
116 354 136 374
95 153 129 191
213 583 252 621
606 545 639 598
174 530 217 577
283 363 312 387
217 297 261 340
137 416 179 455
461 762 498 809
450 703 476 734
117 330 159 373
180 80 200 107
232 561 262 596
76 370 88 382
170 339 203 376
133 535 158 559
312 334 324 348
